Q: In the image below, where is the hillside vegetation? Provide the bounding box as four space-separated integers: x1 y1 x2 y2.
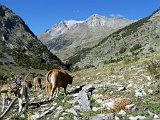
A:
73 8 160 69
0 4 65 73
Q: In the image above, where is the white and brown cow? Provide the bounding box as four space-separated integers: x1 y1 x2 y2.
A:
45 69 74 98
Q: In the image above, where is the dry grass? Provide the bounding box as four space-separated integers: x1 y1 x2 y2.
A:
114 97 128 111
100 97 128 114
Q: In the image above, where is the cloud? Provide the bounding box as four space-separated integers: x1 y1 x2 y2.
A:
109 14 124 18
73 9 80 13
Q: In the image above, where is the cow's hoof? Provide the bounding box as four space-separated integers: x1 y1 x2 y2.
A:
17 112 24 117
48 97 52 101
49 97 54 101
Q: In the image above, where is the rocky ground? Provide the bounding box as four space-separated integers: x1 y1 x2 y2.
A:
0 53 160 120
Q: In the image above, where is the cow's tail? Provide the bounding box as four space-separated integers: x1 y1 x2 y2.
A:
45 70 53 95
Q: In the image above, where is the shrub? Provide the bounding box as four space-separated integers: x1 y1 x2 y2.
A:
119 47 127 54
130 44 142 52
123 58 131 65
0 61 3 65
73 66 80 72
147 60 160 79
148 47 155 53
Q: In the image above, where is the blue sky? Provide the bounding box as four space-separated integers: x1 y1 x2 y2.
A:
1 0 160 35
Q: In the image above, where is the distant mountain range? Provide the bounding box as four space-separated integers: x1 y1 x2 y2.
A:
38 14 134 63
0 3 65 70
39 8 160 69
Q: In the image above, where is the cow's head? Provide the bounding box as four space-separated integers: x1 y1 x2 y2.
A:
69 76 74 84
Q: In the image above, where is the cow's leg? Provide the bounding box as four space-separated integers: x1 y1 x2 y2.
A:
49 86 56 100
38 84 42 91
56 87 60 97
64 87 67 96
46 83 51 96
48 83 52 96
37 85 39 91
40 84 42 90
18 97 23 114
25 91 29 110
34 85 36 91
18 86 24 114
1 95 5 112
51 86 56 97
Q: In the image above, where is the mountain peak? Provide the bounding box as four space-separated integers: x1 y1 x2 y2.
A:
85 14 107 27
87 14 107 20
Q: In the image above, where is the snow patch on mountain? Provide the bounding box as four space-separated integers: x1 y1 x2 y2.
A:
45 20 84 37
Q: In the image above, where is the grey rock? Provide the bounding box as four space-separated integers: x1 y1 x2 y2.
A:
30 113 40 120
118 86 126 91
96 98 114 109
115 116 120 120
74 116 78 120
77 91 91 111
135 89 146 97
89 113 114 120
153 114 160 119
59 117 64 120
118 110 126 116
92 107 100 112
73 105 81 111
148 111 160 119
82 84 95 93
126 104 136 110
66 108 77 116
54 106 64 118
129 116 146 120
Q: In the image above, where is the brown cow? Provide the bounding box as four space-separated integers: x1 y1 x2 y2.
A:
33 76 42 91
45 69 74 99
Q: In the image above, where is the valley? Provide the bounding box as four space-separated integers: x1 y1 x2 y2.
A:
0 3 160 120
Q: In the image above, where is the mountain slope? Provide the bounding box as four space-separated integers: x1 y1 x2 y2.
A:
39 14 133 62
0 4 65 70
75 8 160 68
